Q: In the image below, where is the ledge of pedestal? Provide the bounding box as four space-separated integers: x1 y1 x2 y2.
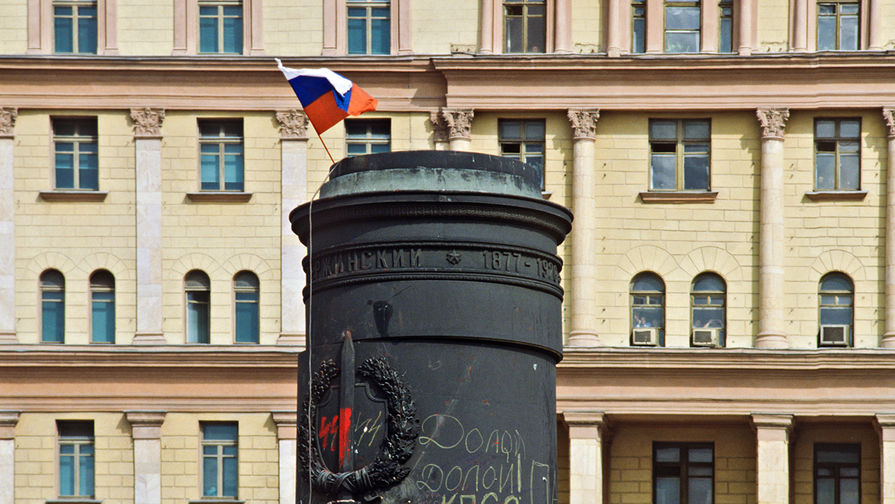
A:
754 333 789 349
566 331 601 347
133 333 167 345
881 334 895 348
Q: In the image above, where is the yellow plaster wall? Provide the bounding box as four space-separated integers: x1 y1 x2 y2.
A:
791 423 879 504
14 412 134 504
883 1 895 49
159 112 281 345
117 0 174 55
783 110 886 349
412 0 479 53
0 0 26 54
160 412 279 504
608 423 756 504
572 0 602 53
13 110 138 345
263 0 324 56
755 0 790 52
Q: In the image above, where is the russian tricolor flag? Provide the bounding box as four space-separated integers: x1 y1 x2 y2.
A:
276 59 378 135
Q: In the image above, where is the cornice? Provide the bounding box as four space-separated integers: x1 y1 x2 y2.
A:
0 345 299 368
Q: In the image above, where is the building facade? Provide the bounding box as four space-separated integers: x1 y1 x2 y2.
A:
2 1 895 504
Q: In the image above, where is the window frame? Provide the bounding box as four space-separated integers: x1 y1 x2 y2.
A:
53 0 98 54
40 269 66 344
347 0 391 55
653 442 715 504
690 272 726 347
198 0 244 54
816 0 860 51
201 422 239 499
503 0 547 53
322 0 410 55
28 0 117 55
198 119 244 192
718 0 733 52
818 272 854 347
52 117 99 191
649 119 712 192
814 443 861 504
89 270 115 344
57 420 95 499
345 118 391 157
498 118 546 190
632 0 647 53
631 272 666 346
185 270 211 344
814 118 861 192
663 0 702 53
172 0 262 55
233 271 259 344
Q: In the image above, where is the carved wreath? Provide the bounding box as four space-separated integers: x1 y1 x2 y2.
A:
299 357 419 502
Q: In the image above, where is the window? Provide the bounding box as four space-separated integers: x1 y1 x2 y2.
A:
234 271 259 343
53 118 98 191
649 120 711 191
199 120 244 192
691 273 725 346
347 0 390 54
654 443 714 504
819 272 854 346
632 0 646 53
815 119 860 191
346 119 391 156
90 270 114 344
664 0 701 52
719 0 733 52
499 119 546 190
58 421 94 499
504 0 546 53
199 0 243 53
54 0 97 54
817 0 859 51
631 272 665 345
815 443 860 504
41 269 65 344
185 270 211 344
202 423 238 498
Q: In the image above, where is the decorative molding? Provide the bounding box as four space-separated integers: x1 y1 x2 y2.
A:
567 109 600 140
0 107 16 138
639 191 719 203
38 190 108 202
756 108 790 140
276 333 305 346
275 109 309 140
883 108 895 139
0 411 20 439
133 333 167 345
750 413 794 433
130 107 165 138
125 410 167 439
804 190 868 201
271 411 297 440
186 192 253 203
429 110 449 144
441 108 474 140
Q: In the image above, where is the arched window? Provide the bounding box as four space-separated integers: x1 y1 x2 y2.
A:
233 271 259 344
691 273 726 347
631 272 664 346
41 269 65 343
89 270 115 344
185 270 211 344
819 272 854 346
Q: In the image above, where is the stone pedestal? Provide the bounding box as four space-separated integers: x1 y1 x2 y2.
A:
126 411 166 504
0 108 16 344
877 414 895 504
0 411 19 504
272 411 298 504
564 411 605 504
752 414 793 504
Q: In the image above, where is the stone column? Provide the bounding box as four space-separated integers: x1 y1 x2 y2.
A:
605 0 623 56
276 110 310 346
792 0 808 51
563 411 606 504
272 411 298 504
132 108 166 344
755 109 790 349
737 0 754 55
752 414 793 504
869 0 883 50
126 411 166 504
442 109 474 151
0 109 17 344
884 109 895 348
877 414 895 504
567 110 601 346
430 111 450 151
554 0 572 53
0 411 19 504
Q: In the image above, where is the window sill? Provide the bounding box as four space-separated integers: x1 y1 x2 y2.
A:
188 500 245 504
47 499 103 504
639 191 718 203
186 192 253 203
39 191 108 202
804 190 867 201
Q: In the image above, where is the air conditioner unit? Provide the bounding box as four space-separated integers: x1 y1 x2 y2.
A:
632 327 658 346
820 324 849 346
692 327 720 347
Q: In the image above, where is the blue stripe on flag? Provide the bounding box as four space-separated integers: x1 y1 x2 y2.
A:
289 76 353 112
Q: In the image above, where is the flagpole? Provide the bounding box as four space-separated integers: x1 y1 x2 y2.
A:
316 130 335 165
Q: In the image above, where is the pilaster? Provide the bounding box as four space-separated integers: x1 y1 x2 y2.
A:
605 0 623 56
272 411 298 504
276 110 310 346
883 108 895 348
442 108 474 151
0 108 16 344
751 414 793 504
126 411 166 504
876 414 895 504
563 411 606 504
755 108 790 349
792 0 808 51
0 411 19 504
566 109 601 347
132 108 166 344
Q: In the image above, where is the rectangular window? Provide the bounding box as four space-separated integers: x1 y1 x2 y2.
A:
58 421 94 499
202 423 238 498
54 0 97 54
649 119 711 191
504 0 546 53
719 0 733 52
664 0 701 52
815 443 860 504
814 118 860 191
654 443 714 504
53 118 98 191
199 0 243 54
346 119 391 156
347 0 391 55
632 0 646 53
499 119 546 190
199 120 244 192
817 1 859 50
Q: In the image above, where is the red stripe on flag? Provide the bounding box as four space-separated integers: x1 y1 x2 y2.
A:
303 92 350 135
346 84 378 116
